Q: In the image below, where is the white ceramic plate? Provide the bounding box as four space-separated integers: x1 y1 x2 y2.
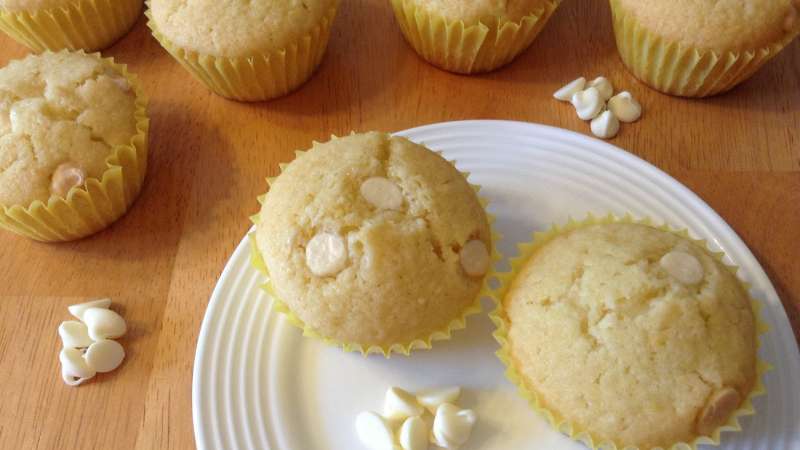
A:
193 120 800 450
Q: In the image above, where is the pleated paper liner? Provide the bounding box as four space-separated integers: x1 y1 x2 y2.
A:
0 50 149 242
389 0 561 74
489 214 770 450
248 137 501 357
145 1 338 102
0 0 141 52
610 0 800 98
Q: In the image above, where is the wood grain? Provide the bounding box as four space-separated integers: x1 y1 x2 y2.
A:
0 1 798 449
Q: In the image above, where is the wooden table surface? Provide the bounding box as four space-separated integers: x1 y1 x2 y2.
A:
1 1 798 449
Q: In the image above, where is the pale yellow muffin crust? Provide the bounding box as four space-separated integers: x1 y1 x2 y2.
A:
409 0 552 25
149 0 337 58
504 223 756 447
617 0 798 52
0 52 137 206
256 132 491 347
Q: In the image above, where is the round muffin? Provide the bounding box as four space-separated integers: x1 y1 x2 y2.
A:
610 0 800 97
499 222 757 448
0 51 146 241
0 0 142 52
148 0 340 101
390 0 561 74
254 132 492 353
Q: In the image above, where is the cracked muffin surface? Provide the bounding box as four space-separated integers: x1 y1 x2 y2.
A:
255 132 491 347
0 51 137 206
503 222 757 448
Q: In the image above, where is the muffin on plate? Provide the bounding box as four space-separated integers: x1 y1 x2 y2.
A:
610 0 800 97
251 131 495 356
147 0 340 101
390 0 561 74
492 218 765 449
0 50 149 242
0 0 142 52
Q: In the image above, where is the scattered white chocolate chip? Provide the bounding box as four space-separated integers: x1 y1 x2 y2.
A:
68 298 112 322
398 416 428 450
590 110 620 139
361 177 403 210
355 411 396 450
697 387 741 435
58 321 93 349
432 403 477 449
305 232 348 277
416 386 461 413
587 76 614 101
50 162 87 198
553 77 586 101
571 87 604 120
83 307 127 341
660 250 704 285
60 348 96 385
608 91 642 123
459 240 490 278
384 387 424 420
84 339 125 373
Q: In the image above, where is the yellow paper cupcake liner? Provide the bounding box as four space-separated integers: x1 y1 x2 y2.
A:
248 136 501 357
610 0 800 97
0 51 149 242
0 0 141 52
145 1 338 102
489 214 770 450
390 0 561 74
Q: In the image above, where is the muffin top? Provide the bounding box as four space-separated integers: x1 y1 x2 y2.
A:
409 0 553 25
503 223 756 447
0 0 73 12
616 0 798 52
150 0 338 58
256 132 491 348
0 51 137 207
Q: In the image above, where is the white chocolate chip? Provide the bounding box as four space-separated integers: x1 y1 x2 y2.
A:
459 240 490 278
384 387 424 420
68 298 112 322
50 162 87 198
587 76 614 101
553 77 586 101
398 416 428 450
571 87 604 120
83 307 127 341
59 347 96 384
417 386 461 413
432 403 477 449
58 321 93 349
84 339 125 373
355 411 396 450
590 110 620 139
697 388 741 435
361 177 403 210
305 232 348 277
660 250 704 285
608 91 642 123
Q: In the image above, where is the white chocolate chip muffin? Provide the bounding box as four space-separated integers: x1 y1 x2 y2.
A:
498 222 757 448
148 0 340 101
0 0 142 52
0 51 147 241
390 0 560 74
254 132 492 353
610 0 800 97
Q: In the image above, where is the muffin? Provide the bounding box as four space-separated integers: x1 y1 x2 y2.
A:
252 132 494 356
493 219 764 448
0 50 149 242
147 0 340 101
390 0 561 74
0 0 142 52
610 0 800 97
